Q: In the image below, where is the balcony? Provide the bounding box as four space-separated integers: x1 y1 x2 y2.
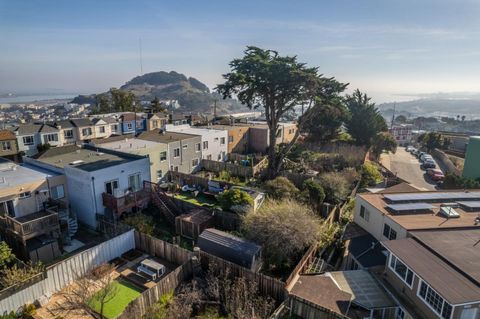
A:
102 189 150 216
1 210 60 243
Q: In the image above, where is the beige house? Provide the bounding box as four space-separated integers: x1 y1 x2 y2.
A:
91 136 169 181
146 112 169 131
92 118 112 139
0 130 19 160
70 118 96 141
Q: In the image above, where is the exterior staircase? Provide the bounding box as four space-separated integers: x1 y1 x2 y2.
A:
144 181 181 225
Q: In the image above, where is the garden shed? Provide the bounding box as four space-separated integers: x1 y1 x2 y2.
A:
175 208 214 240
197 228 262 271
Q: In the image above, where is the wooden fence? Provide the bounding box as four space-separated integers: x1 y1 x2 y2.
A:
201 159 255 177
118 260 193 319
134 231 193 265
198 250 287 303
168 171 235 190
285 244 319 290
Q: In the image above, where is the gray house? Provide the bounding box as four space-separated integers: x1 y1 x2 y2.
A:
137 129 202 174
197 228 262 271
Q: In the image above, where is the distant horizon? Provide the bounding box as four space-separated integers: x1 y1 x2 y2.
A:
2 0 480 104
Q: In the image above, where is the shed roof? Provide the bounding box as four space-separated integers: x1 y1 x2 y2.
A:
290 275 351 315
199 228 261 256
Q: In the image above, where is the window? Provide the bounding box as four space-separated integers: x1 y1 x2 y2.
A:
152 120 159 128
64 129 74 139
174 166 179 172
220 137 225 145
228 136 234 143
395 308 405 319
127 123 133 130
460 308 479 319
82 128 92 136
0 200 14 217
1 141 11 151
183 144 188 149
105 180 119 195
99 126 105 133
203 141 208 150
156 170 163 180
19 191 31 199
383 223 397 240
44 133 58 143
207 154 212 160
23 135 34 146
359 206 370 221
160 151 167 161
111 124 118 131
192 158 199 167
389 254 414 287
128 173 142 192
50 185 65 199
217 153 222 161
418 280 453 319
195 143 201 152
173 148 180 157
214 137 219 142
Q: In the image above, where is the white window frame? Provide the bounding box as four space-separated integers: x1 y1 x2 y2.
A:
105 179 119 195
111 124 118 131
19 191 32 199
64 129 74 139
82 128 92 136
173 148 180 158
203 141 208 150
388 253 415 288
128 173 142 192
359 205 370 222
160 151 167 161
99 126 106 133
416 279 453 319
1 141 11 151
383 223 397 240
127 123 133 130
192 158 199 167
44 133 58 143
220 137 225 145
195 143 201 152
23 135 34 146
50 185 65 200
0 200 14 217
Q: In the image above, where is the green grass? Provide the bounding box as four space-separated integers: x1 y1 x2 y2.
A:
88 279 142 319
174 192 220 208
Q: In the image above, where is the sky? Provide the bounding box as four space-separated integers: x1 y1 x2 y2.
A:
1 0 480 103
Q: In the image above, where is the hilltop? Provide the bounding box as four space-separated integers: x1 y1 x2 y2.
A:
71 71 246 114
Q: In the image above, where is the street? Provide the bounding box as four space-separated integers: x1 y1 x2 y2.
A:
380 147 437 191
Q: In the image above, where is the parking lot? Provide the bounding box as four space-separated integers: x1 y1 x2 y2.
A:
380 147 439 190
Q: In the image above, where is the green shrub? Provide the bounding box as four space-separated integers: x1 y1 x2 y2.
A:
263 176 299 199
360 162 383 187
442 173 480 189
217 188 253 212
0 241 13 269
122 213 155 235
301 179 325 211
317 172 350 204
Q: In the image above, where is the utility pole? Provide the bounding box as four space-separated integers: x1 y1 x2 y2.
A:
139 37 143 75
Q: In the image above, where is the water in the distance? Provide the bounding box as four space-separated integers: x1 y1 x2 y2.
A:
0 94 77 104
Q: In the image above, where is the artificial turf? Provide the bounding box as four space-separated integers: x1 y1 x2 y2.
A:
88 279 142 319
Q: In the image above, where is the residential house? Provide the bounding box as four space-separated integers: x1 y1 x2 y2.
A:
138 129 202 174
146 112 169 131
0 130 19 160
120 112 146 135
24 145 151 228
92 136 169 181
92 118 112 139
169 113 189 126
382 228 480 319
70 118 96 142
197 228 262 271
165 124 228 161
14 123 61 156
353 190 480 242
54 120 77 145
210 124 250 154
0 158 70 263
390 124 413 146
234 121 297 154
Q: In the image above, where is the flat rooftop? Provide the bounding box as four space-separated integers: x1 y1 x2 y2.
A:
0 159 49 190
137 129 198 143
383 230 480 304
358 190 480 230
34 145 144 172
98 138 163 153
166 125 226 135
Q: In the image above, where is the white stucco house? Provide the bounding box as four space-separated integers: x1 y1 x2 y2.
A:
24 144 151 228
165 124 228 161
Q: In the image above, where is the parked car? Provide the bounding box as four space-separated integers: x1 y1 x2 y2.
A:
420 154 433 162
406 146 414 152
422 159 437 169
409 147 417 154
427 168 445 181
417 151 425 158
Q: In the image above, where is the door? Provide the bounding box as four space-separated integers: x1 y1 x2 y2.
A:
105 180 119 195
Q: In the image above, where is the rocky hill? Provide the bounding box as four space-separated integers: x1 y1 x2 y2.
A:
72 71 246 114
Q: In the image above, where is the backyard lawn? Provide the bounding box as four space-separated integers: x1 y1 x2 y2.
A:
88 279 142 319
174 191 220 208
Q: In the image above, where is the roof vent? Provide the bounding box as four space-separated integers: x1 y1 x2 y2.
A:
69 160 84 165
96 152 105 156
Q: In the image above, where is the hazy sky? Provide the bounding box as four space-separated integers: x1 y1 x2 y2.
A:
1 0 480 102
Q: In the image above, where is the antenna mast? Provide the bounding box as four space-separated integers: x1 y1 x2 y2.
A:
139 37 143 75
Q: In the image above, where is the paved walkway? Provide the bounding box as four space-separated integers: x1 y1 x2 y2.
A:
381 147 437 191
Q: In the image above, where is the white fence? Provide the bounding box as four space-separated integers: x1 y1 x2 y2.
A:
0 229 135 312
